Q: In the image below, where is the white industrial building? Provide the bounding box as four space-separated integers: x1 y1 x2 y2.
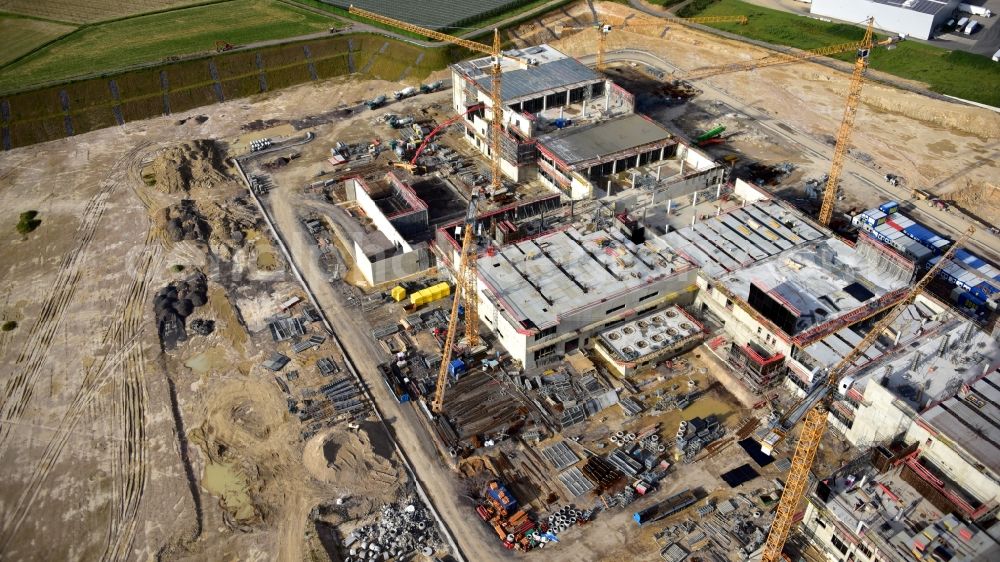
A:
811 0 959 40
339 174 432 286
449 44 724 199
436 209 700 370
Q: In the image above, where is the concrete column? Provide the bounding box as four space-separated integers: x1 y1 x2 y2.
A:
608 180 613 198
630 171 638 189
692 191 698 213
679 158 686 176
542 94 547 111
667 199 672 215
660 146 666 161
716 183 722 200
656 166 662 181
582 98 587 118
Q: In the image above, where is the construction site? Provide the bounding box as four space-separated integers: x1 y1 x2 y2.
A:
1 1 1000 562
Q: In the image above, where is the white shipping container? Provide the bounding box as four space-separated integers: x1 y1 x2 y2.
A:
993 49 1000 62
957 17 970 28
964 21 979 35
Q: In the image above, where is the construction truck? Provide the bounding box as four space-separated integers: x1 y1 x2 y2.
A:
394 86 418 100
365 95 387 110
420 80 444 94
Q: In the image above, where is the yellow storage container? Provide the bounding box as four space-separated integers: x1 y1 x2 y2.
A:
391 286 407 302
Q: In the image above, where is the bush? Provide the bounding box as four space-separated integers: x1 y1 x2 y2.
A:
1 321 16 332
171 264 186 273
16 210 41 235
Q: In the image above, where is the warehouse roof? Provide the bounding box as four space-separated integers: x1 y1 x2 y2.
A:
452 44 601 103
662 201 825 278
718 237 910 335
537 114 673 168
921 370 1000 471
868 0 953 16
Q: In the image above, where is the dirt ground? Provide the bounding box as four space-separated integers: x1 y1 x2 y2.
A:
0 73 433 561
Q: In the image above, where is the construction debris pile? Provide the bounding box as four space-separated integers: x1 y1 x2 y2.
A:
150 139 231 193
154 272 209 349
163 199 211 242
656 492 776 560
340 496 446 560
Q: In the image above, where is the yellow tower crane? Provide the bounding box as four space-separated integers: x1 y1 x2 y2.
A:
349 5 519 193
818 18 875 226
760 226 975 562
430 196 480 414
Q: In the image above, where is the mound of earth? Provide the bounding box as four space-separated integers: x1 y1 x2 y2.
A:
154 272 209 350
948 181 1000 225
163 199 211 242
151 139 232 193
303 427 401 503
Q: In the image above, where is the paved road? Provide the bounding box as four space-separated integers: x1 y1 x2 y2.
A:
584 48 1000 262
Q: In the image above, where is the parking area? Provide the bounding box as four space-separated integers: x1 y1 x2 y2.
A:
925 0 1000 56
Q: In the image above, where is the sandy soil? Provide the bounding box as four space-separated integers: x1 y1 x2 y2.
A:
0 72 432 561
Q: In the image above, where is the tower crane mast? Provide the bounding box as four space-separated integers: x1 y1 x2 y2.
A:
818 18 875 226
431 196 480 414
761 227 975 562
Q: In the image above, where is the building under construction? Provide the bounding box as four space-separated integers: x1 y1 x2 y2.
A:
450 44 724 199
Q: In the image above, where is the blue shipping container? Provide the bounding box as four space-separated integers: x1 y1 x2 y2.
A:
879 201 899 215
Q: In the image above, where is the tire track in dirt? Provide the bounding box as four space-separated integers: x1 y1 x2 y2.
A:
102 233 158 562
0 241 159 553
0 143 158 553
0 143 150 453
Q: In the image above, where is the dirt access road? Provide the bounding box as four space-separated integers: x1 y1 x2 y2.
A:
258 147 507 561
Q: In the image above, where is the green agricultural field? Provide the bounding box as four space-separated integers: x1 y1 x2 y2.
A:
0 16 77 67
0 0 214 25
0 0 340 93
678 0 1000 107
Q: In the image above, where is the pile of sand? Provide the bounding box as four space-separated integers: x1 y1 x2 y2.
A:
303 427 400 501
151 139 232 193
948 181 1000 224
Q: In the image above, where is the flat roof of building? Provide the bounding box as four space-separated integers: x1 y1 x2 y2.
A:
597 306 703 363
719 237 911 335
921 370 1000 471
477 226 694 330
452 44 601 103
845 308 1000 410
662 201 826 278
867 0 953 16
536 114 674 169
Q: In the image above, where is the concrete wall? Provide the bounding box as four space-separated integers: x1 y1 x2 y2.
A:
733 178 772 203
481 271 699 370
353 240 431 287
811 0 958 40
844 379 1000 505
347 178 413 252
